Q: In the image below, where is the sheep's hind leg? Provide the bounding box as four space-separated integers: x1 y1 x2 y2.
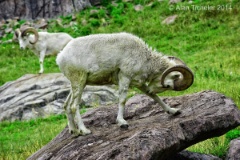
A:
65 92 78 134
71 72 91 135
74 87 91 135
116 74 131 128
65 72 91 136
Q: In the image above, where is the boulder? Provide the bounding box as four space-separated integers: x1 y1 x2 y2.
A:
134 4 144 12
27 91 240 160
0 73 118 121
168 150 221 160
162 15 178 25
169 0 182 4
0 0 92 20
226 138 240 160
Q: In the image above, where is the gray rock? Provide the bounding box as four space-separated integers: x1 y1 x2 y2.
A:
0 0 91 20
162 15 178 25
168 150 221 160
134 4 144 12
90 9 99 15
226 138 240 160
169 0 193 4
0 73 118 121
0 30 4 38
27 91 240 160
33 18 48 29
4 27 12 33
169 0 182 4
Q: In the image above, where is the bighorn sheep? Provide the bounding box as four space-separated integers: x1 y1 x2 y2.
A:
15 27 73 73
56 32 194 135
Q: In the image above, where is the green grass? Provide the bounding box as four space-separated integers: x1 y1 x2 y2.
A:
0 45 60 85
0 0 240 159
0 115 67 159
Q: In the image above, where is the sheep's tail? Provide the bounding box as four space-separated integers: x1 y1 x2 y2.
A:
56 50 66 73
56 51 62 67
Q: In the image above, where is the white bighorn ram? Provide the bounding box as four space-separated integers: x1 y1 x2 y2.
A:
56 32 194 135
15 27 73 73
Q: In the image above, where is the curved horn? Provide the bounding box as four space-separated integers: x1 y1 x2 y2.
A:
13 29 21 42
14 29 21 38
168 56 186 65
21 27 39 44
161 65 194 91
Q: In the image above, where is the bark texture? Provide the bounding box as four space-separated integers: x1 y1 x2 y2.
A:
28 91 240 160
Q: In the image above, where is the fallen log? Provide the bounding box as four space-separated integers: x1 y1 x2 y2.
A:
28 90 240 160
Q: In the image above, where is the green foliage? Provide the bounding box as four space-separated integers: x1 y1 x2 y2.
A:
98 9 107 18
0 43 59 85
0 115 67 159
0 111 87 159
188 135 229 158
113 15 128 25
226 128 240 140
110 3 124 17
61 14 73 25
79 25 92 36
132 0 152 5
100 0 112 6
89 18 101 27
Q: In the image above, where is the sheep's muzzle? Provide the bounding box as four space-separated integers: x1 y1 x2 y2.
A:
161 65 194 91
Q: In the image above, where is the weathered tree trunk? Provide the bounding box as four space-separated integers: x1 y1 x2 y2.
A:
28 91 240 160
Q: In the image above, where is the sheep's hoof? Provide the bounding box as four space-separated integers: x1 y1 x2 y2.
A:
69 128 92 136
81 129 92 135
120 124 129 129
173 110 181 116
69 129 81 136
167 109 181 116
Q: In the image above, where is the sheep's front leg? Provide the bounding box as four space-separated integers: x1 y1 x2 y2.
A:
138 85 181 115
117 74 131 128
149 94 181 115
39 50 45 74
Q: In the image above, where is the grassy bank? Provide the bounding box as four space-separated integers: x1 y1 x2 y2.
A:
0 0 239 159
